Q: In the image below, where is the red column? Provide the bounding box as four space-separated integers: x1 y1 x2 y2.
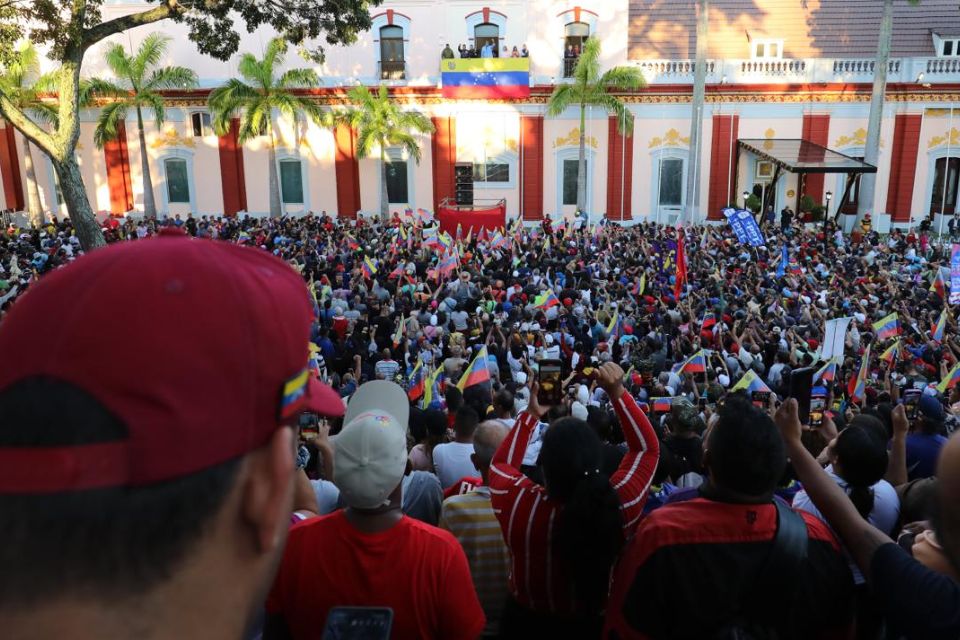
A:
707 114 739 220
334 124 361 219
606 115 634 221
431 116 456 212
0 124 25 211
104 120 133 215
521 114 544 220
217 118 247 216
886 113 923 223
801 114 830 204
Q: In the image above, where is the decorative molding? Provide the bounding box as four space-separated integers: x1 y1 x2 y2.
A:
150 127 195 149
553 127 598 149
834 127 884 149
928 127 960 149
648 128 690 148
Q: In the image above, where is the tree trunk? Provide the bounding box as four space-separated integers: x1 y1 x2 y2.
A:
683 0 709 224
267 120 282 218
136 106 157 219
380 147 389 222
577 103 587 214
857 0 892 223
54 156 106 251
22 136 44 228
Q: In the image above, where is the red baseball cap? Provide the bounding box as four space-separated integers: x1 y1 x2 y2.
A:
0 228 343 494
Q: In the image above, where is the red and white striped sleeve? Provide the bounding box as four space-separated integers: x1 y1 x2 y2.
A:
609 392 660 534
489 411 539 488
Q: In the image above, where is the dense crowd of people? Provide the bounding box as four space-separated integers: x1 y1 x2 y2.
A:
1 207 959 639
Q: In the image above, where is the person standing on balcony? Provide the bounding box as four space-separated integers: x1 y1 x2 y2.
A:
521 44 529 57
511 46 520 58
458 44 468 58
480 42 494 58
442 44 455 59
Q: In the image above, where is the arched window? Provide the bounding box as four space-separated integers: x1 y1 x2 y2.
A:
379 25 405 79
931 156 960 215
474 23 500 57
563 23 590 77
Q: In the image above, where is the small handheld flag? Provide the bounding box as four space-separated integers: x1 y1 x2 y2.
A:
535 289 561 309
361 256 378 279
932 309 948 343
407 358 426 401
847 345 871 404
938 361 960 393
872 313 900 341
421 366 444 409
730 370 771 394
676 350 707 375
457 346 492 391
879 340 900 367
813 358 838 384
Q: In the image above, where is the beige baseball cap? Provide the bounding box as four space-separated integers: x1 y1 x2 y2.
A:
334 381 410 509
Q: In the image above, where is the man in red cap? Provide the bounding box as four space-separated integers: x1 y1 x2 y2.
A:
0 228 345 639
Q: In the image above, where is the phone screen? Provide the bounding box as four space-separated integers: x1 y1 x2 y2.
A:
810 387 827 427
904 389 921 420
751 390 771 408
698 396 708 410
299 413 320 439
322 607 393 640
537 359 563 405
789 367 815 425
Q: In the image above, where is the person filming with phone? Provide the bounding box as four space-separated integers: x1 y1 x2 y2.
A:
489 362 659 637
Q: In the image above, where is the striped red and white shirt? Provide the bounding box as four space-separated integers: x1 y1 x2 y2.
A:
488 392 659 615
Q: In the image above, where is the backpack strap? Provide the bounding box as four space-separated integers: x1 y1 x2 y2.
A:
761 500 809 582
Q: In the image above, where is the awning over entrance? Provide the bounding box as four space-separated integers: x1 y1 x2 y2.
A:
737 139 877 175
736 139 877 221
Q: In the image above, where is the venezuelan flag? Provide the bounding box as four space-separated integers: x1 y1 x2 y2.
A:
879 340 900 367
813 358 838 384
931 270 947 300
847 345 871 403
606 310 620 339
938 361 960 393
651 397 673 413
872 313 899 341
677 350 707 375
345 234 360 251
702 311 717 329
441 58 531 99
361 256 378 278
730 370 771 394
421 366 444 409
407 358 426 401
458 346 492 391
932 309 948 343
633 273 646 296
279 368 310 420
535 289 560 309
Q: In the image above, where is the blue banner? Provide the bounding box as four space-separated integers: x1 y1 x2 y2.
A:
777 245 788 277
951 244 960 305
723 208 766 247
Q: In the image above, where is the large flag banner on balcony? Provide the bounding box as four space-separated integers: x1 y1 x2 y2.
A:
441 58 530 99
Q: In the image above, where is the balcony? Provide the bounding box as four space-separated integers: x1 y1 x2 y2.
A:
631 57 960 85
562 57 579 78
378 60 406 81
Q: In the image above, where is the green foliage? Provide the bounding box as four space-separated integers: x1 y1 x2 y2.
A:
0 42 57 125
0 1 382 66
745 194 762 213
547 38 645 135
208 37 324 142
90 33 197 148
810 205 825 221
799 194 816 212
335 85 434 163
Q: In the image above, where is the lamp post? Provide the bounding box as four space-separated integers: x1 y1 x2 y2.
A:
824 191 833 239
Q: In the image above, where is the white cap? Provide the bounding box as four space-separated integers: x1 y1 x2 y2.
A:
514 371 528 385
718 374 730 387
571 401 588 420
334 381 410 509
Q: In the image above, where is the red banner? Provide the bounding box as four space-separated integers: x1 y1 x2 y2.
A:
437 205 506 236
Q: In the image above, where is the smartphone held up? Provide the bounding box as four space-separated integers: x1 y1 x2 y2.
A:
537 359 563 405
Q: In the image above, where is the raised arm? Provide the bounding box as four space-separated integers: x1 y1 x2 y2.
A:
489 383 547 488
775 399 891 580
885 404 910 487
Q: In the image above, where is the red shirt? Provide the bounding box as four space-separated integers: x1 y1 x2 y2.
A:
488 393 659 615
266 511 485 639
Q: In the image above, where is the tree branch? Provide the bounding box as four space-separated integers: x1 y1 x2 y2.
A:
81 2 180 49
0 94 56 154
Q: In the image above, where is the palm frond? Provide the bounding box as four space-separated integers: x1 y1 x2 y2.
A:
143 66 198 92
599 66 645 92
605 98 634 135
103 43 134 85
573 38 602 86
93 101 129 148
141 92 166 127
262 38 288 78
388 131 422 163
86 77 132 100
546 83 578 116
132 33 170 85
236 52 266 88
277 67 319 89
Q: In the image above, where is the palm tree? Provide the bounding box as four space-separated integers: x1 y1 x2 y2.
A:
0 42 57 227
90 33 198 219
858 0 920 223
334 85 434 221
208 37 323 218
547 38 645 216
